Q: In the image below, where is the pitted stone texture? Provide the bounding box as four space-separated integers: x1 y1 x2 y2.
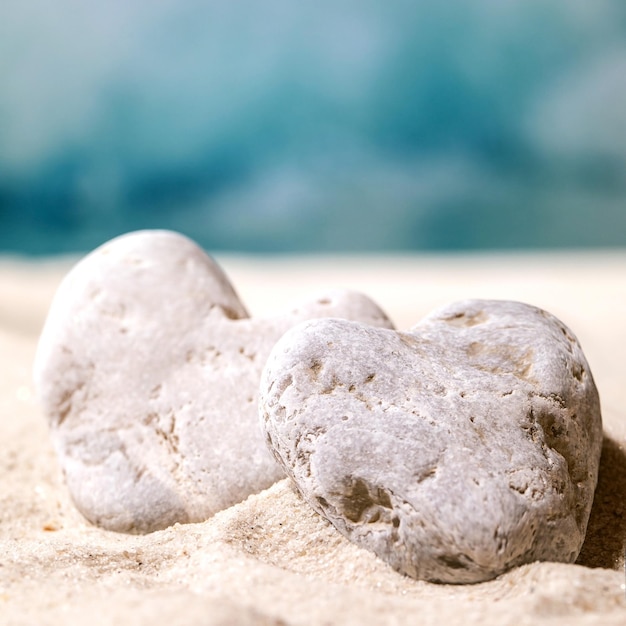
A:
34 230 393 533
260 300 602 583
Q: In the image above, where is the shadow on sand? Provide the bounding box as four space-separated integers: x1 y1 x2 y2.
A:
576 435 626 570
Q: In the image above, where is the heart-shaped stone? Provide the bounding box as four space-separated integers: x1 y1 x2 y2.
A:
259 300 603 583
34 230 393 533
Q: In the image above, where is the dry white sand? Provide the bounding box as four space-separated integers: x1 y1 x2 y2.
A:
1 251 625 625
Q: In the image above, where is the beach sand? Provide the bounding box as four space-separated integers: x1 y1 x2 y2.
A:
1 251 625 625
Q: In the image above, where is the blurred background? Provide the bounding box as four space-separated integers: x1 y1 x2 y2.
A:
1 0 625 256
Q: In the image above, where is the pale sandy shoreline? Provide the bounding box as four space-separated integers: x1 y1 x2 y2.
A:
1 251 625 625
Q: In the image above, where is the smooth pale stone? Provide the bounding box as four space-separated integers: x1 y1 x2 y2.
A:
260 299 603 583
34 230 393 533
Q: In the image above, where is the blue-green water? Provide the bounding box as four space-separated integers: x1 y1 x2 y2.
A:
1 2 625 255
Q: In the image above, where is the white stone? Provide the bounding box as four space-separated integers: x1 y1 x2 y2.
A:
260 299 603 583
34 230 393 532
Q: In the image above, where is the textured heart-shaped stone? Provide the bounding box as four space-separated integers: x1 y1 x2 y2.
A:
34 230 393 533
260 300 602 583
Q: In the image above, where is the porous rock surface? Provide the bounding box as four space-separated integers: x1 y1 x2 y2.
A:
260 299 603 583
34 230 393 533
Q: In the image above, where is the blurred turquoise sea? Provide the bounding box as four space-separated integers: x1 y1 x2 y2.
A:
1 1 625 255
